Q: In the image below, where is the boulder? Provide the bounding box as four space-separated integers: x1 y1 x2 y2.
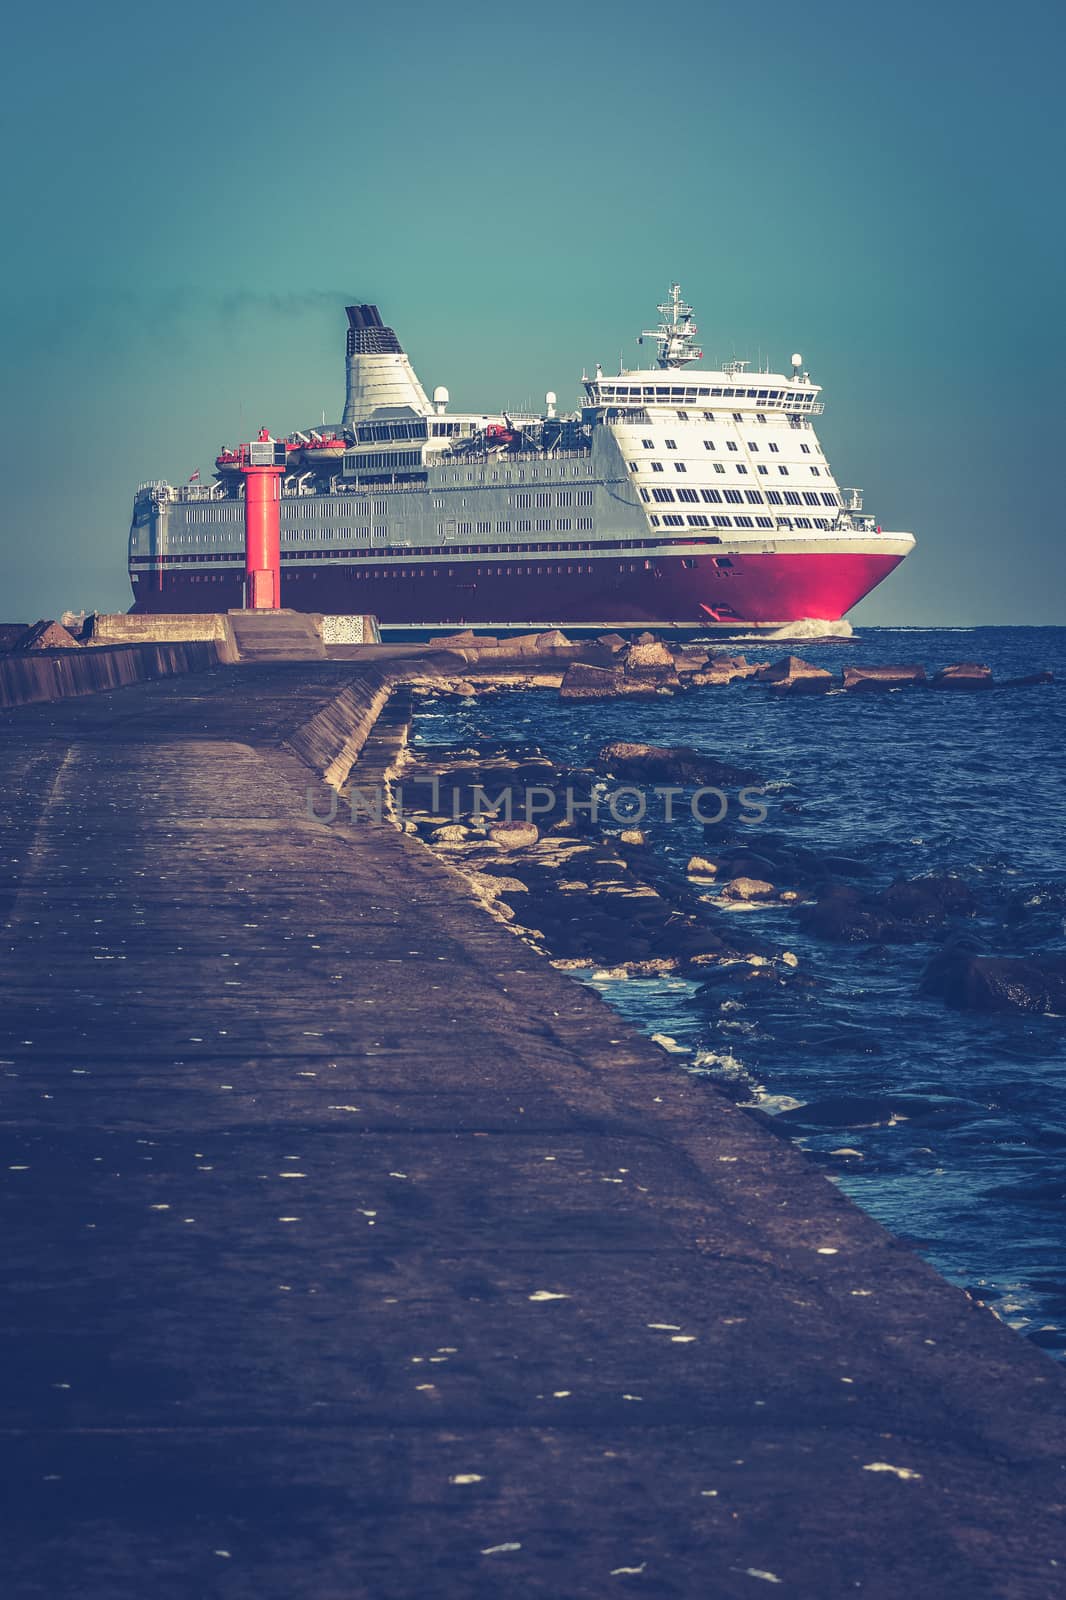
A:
801 875 977 943
623 640 677 672
755 654 831 686
429 630 478 646
597 632 628 654
766 674 833 695
842 664 927 691
1001 670 1054 688
534 629 570 651
721 876 776 901
488 820 540 850
431 824 471 844
921 943 1066 1014
598 741 760 787
559 663 622 700
685 855 719 878
930 662 993 690
619 829 648 846
671 646 711 675
15 620 82 650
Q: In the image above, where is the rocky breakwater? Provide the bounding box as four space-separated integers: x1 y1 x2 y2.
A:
388 739 795 982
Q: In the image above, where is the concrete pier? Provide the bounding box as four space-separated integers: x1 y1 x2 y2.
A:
2 655 1064 1599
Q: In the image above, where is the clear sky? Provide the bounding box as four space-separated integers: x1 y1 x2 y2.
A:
1 0 1062 623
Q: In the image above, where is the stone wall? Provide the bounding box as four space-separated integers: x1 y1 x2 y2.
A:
0 640 232 710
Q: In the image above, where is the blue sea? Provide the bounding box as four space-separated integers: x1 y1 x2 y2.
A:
413 627 1066 1355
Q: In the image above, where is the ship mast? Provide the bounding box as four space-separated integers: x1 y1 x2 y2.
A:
641 283 703 369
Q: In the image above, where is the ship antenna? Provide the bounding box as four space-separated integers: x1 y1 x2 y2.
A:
641 282 703 369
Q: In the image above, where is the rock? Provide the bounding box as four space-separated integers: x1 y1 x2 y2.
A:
672 646 711 675
559 664 622 700
534 629 570 650
685 855 719 878
15 620 82 650
597 632 628 654
921 943 1066 1014
432 824 471 843
802 875 977 943
635 631 658 646
766 674 833 695
488 820 540 849
429 630 478 646
598 742 760 787
721 876 776 901
930 662 993 690
843 664 927 691
755 655 832 687
623 640 676 671
619 829 648 846
1001 670 1054 688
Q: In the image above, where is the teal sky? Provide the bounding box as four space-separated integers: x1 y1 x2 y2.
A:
1 0 1062 623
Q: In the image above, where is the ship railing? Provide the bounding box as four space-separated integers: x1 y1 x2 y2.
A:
841 487 864 512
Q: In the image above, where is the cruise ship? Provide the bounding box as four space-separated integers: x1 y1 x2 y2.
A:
128 287 915 631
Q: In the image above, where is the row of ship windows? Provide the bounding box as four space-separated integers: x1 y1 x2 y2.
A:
438 517 594 535
638 435 816 457
432 465 596 483
150 563 673 587
429 491 596 510
133 535 726 570
641 486 841 508
649 514 832 531
634 461 822 478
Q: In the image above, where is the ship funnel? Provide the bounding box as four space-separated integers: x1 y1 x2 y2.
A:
342 303 432 425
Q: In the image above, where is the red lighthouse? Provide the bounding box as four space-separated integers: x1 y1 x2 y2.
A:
241 429 286 609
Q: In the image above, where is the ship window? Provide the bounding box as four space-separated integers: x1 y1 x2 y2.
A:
795 517 813 528
769 442 779 453
822 493 840 507
642 438 654 448
674 463 687 473
536 519 551 532
650 462 664 473
557 519 571 531
715 557 734 568
778 465 789 475
784 491 802 505
713 463 726 474
744 490 764 504
703 440 716 450
702 411 715 421
757 465 768 475
747 442 758 451
736 465 748 475
727 441 739 452
628 462 639 472
732 412 743 422
803 492 820 505
810 466 821 476
701 489 723 503
639 488 651 501
801 443 811 454
663 514 684 526
650 516 660 526
766 491 783 505
577 516 593 530
756 516 774 528
735 516 754 528
651 487 676 503
677 411 689 420
665 439 677 449
477 520 492 533
712 516 733 528
677 488 699 503
815 518 830 529
687 515 709 528
723 490 743 504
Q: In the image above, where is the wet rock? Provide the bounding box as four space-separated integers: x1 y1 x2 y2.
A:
671 646 711 675
930 662 993 690
1001 670 1054 688
488 820 540 849
686 855 719 878
755 655 832 688
842 664 927 691
598 741 760 787
619 828 648 846
597 632 628 654
802 875 977 943
921 943 1066 1014
559 663 622 700
721 876 776 901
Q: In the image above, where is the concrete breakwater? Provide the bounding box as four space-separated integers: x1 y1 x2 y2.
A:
1 640 1065 1598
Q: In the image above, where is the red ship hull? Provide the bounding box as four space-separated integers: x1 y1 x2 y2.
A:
131 547 907 627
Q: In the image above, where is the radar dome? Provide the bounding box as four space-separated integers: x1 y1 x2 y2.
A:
432 385 449 415
791 353 803 369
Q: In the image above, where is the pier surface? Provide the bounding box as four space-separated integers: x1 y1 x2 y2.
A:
1 658 1064 1599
